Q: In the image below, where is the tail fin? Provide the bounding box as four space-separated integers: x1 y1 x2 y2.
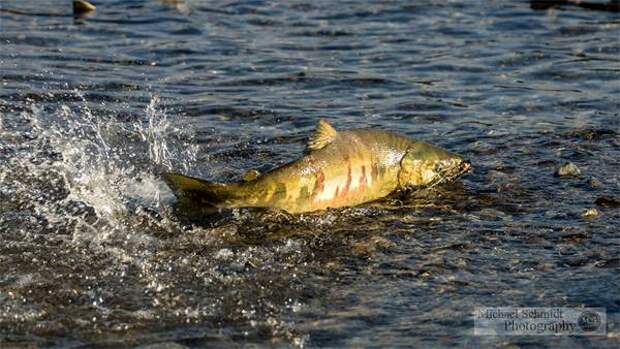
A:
163 173 238 208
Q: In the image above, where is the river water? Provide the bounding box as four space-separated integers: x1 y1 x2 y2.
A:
1 0 619 348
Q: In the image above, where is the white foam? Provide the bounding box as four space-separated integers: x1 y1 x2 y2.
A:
2 93 198 245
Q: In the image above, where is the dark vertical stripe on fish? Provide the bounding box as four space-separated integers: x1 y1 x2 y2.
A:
360 165 367 188
343 164 352 195
313 170 325 196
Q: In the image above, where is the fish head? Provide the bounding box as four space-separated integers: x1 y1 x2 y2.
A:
397 142 471 189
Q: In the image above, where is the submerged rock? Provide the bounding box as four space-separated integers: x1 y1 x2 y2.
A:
595 196 620 208
588 176 602 188
555 162 581 177
564 128 617 141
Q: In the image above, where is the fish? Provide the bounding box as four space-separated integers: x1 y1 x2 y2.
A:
164 119 471 214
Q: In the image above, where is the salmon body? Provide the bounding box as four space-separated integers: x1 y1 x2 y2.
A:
164 120 470 213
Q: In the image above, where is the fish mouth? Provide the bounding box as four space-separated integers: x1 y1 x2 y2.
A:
400 159 472 192
428 159 472 188
444 159 471 182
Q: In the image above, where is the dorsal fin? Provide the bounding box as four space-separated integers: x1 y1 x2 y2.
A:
308 119 338 150
242 169 260 182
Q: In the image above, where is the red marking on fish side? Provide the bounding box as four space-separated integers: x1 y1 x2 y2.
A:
334 185 340 197
342 164 352 195
314 170 325 196
371 163 379 180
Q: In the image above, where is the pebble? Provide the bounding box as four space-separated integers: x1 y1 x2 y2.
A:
73 0 96 14
555 162 581 177
582 208 599 218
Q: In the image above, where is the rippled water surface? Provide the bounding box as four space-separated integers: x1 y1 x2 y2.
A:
1 0 619 348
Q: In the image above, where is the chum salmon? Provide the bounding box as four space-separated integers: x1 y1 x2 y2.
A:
164 119 470 213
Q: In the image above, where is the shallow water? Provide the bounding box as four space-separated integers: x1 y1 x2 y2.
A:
1 0 619 348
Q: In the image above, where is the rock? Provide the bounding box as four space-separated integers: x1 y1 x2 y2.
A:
588 176 602 188
565 128 616 141
555 162 581 177
73 0 96 14
582 208 599 218
594 258 620 269
351 236 395 255
595 196 620 208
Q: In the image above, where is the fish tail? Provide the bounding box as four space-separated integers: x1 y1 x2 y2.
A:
163 173 240 208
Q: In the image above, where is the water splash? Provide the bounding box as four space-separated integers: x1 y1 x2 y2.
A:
0 93 197 243
138 94 198 173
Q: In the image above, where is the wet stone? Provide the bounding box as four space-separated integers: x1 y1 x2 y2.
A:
555 162 581 177
73 0 96 14
595 196 620 208
565 128 617 141
588 176 602 188
581 208 599 219
594 258 620 269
